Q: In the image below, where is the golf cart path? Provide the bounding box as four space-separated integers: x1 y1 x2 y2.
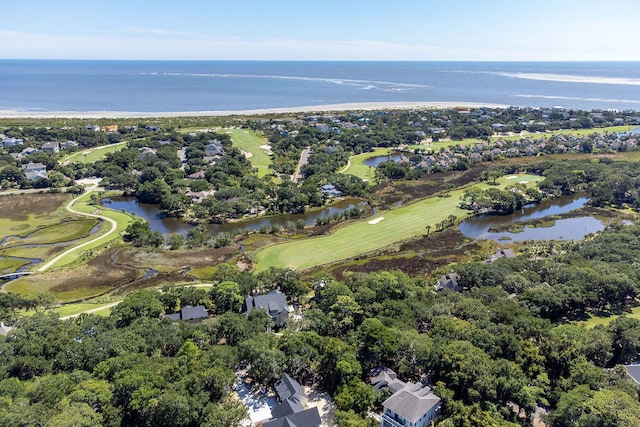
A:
37 187 117 272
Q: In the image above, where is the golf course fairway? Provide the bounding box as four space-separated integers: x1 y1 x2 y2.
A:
254 174 541 271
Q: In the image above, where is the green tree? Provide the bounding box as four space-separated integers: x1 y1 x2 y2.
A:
202 396 248 427
111 290 164 327
209 281 243 315
334 378 374 416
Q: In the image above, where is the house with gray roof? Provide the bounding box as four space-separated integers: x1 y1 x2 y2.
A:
380 379 441 427
165 305 209 322
204 140 224 156
261 373 321 427
243 290 290 328
624 365 640 387
22 162 48 181
434 272 461 292
487 248 517 263
41 141 60 153
370 367 408 394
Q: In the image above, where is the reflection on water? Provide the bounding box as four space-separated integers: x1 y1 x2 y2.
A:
361 153 403 167
103 197 366 235
459 196 605 242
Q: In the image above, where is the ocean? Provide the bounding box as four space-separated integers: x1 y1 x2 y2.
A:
1 60 639 113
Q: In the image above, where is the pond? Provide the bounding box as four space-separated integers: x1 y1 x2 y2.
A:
102 197 367 236
361 153 403 167
458 196 606 242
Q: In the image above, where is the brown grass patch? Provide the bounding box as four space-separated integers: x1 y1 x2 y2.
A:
330 229 483 280
4 249 141 302
0 193 71 221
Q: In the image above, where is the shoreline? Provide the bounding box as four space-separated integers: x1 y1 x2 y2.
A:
0 101 510 119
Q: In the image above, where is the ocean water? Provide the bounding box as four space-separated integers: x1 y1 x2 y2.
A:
0 60 639 112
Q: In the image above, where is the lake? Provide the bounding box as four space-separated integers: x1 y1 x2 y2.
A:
458 196 605 242
102 197 367 235
361 153 403 167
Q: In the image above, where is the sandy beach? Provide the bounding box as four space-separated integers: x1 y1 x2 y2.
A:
0 101 509 119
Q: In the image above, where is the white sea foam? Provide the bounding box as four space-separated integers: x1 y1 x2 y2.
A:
495 72 640 86
155 72 430 91
514 94 640 105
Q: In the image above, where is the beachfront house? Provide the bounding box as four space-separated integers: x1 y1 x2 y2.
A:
102 125 118 133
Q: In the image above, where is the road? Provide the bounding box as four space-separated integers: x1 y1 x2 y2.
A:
37 187 118 272
293 148 311 182
59 301 121 320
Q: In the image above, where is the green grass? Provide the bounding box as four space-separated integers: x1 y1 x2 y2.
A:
0 258 30 274
340 148 392 181
407 138 482 151
20 302 116 318
0 245 59 261
254 174 542 271
88 306 113 317
0 194 73 239
11 219 100 245
578 306 640 329
44 191 135 269
188 265 219 280
225 129 273 178
61 142 127 164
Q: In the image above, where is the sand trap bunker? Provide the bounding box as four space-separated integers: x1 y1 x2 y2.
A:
519 180 529 184
259 144 273 155
505 175 519 179
368 217 385 225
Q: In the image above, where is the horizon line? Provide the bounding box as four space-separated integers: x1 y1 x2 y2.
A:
2 58 640 63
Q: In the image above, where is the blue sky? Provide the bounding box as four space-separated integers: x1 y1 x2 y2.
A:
1 0 639 60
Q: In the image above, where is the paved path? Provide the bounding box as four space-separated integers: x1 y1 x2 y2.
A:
59 301 121 320
37 188 118 272
61 141 128 165
338 157 352 173
293 148 311 182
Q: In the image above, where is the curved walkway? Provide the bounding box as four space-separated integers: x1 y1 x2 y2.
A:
338 157 352 173
59 301 121 320
37 188 118 272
